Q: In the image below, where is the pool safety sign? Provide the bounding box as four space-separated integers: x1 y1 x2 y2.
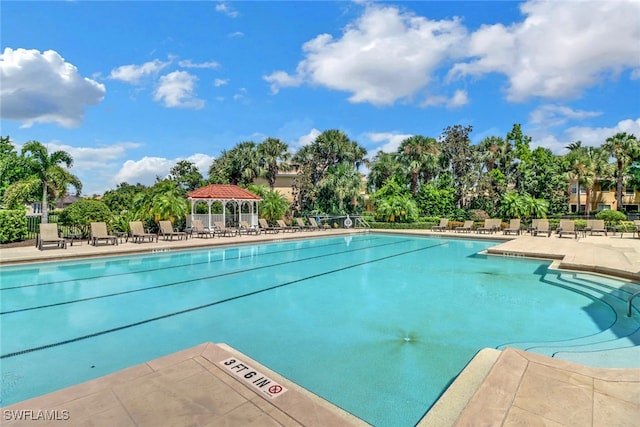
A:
220 357 288 399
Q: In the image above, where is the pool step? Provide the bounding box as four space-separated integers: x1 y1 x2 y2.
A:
499 272 640 364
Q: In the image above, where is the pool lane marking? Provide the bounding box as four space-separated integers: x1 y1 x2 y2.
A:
0 235 393 291
0 238 415 315
0 242 446 359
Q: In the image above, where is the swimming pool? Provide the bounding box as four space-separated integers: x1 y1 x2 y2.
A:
1 234 639 426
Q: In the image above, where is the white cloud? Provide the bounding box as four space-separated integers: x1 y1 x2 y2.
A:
228 31 244 38
153 71 205 109
0 48 105 128
216 2 238 18
422 89 469 108
449 0 640 101
109 59 169 84
265 5 467 106
178 59 220 69
366 131 413 154
213 78 229 87
113 153 215 189
530 117 640 154
263 71 303 94
294 128 321 148
529 104 602 127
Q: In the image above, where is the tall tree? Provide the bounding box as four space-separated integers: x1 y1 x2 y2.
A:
169 160 203 191
439 124 473 208
4 141 81 223
258 137 291 190
477 136 513 174
291 130 367 214
565 141 588 213
396 135 440 196
582 146 611 216
506 124 533 194
367 151 404 192
317 163 363 214
603 132 640 211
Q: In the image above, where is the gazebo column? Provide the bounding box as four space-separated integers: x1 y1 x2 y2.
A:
222 201 226 227
207 200 213 229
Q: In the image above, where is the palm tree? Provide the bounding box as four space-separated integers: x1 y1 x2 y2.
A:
259 190 290 223
4 141 81 223
319 163 362 214
258 137 291 190
477 136 513 174
565 141 588 213
603 132 640 211
367 151 403 192
582 147 611 217
396 135 439 196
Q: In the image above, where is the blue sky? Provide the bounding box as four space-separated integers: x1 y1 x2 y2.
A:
2 0 639 196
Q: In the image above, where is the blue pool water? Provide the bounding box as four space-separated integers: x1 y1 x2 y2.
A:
1 234 638 426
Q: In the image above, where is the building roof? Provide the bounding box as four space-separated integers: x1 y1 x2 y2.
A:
187 184 262 201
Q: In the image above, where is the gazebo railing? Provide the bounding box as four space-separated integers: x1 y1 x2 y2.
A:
189 213 259 229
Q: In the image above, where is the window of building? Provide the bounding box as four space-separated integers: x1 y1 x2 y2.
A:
597 204 611 211
570 183 586 194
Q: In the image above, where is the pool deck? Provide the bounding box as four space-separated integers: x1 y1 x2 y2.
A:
1 229 639 426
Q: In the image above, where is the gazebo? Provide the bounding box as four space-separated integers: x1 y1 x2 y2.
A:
187 184 262 229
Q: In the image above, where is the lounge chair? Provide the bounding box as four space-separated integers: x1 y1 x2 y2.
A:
558 219 577 238
191 219 216 238
308 217 327 230
37 223 67 250
528 218 540 234
503 219 521 235
129 221 157 243
586 219 607 236
90 222 118 246
277 219 299 232
431 218 449 232
213 221 238 237
455 220 474 233
239 220 260 235
533 219 551 237
158 220 187 240
258 218 280 234
476 218 500 234
295 218 313 231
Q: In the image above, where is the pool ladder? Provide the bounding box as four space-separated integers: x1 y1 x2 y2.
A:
628 290 640 317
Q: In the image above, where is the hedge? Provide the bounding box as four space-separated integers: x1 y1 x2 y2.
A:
0 210 28 243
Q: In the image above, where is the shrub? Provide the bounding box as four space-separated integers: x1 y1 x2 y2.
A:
595 210 627 225
58 199 113 231
0 210 28 243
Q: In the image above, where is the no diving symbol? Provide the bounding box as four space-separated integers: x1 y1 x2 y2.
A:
269 385 283 395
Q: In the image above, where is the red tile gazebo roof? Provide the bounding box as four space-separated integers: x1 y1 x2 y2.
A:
187 184 262 200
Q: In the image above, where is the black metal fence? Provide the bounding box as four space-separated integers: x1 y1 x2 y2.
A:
25 215 88 240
